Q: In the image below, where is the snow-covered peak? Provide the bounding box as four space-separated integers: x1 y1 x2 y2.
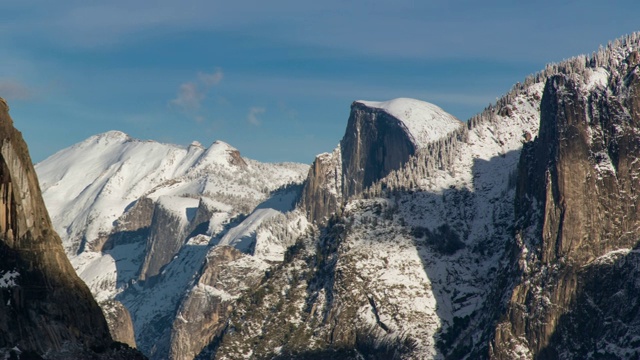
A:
356 98 462 147
90 130 132 144
194 140 245 168
209 140 236 152
36 130 309 254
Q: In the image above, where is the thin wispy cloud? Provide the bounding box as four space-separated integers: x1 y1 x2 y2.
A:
3 2 636 61
5 1 639 166
198 68 223 87
0 80 31 101
170 82 204 111
247 106 265 126
278 101 298 121
169 68 224 115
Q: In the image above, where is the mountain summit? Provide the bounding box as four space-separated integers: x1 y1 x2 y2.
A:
36 131 310 357
355 98 462 146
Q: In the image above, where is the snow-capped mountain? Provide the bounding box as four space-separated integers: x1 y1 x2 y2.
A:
36 133 310 354
207 33 640 359
211 69 543 359
37 131 305 255
34 32 640 360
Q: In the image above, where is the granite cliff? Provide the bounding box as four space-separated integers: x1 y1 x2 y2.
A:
0 98 143 359
493 47 640 359
300 99 463 224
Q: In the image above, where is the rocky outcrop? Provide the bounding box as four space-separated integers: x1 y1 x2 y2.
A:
364 126 469 196
300 100 462 224
101 300 137 348
492 54 640 358
26 31 640 360
535 248 640 359
208 36 640 360
139 197 192 281
299 146 343 224
102 197 155 251
226 148 247 168
340 102 419 199
0 98 143 358
185 197 218 238
169 246 267 360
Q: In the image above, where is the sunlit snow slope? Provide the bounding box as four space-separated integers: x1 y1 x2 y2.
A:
356 98 462 146
35 131 310 355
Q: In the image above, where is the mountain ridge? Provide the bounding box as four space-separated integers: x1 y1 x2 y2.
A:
31 31 640 360
36 129 310 357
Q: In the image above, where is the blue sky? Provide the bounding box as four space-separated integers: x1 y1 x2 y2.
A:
1 1 639 164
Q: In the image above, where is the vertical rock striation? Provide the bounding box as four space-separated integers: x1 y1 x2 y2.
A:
340 102 419 199
102 299 138 348
102 197 155 251
139 197 193 281
493 49 640 358
300 100 462 224
0 98 142 358
299 146 343 224
169 246 267 360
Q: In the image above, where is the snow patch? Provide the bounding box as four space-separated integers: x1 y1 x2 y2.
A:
36 130 309 255
196 283 238 302
594 151 616 175
217 208 281 252
589 248 639 266
156 195 200 224
585 67 609 90
193 140 240 169
0 270 19 288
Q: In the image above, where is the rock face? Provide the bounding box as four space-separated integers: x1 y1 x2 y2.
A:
299 146 343 224
169 246 268 360
300 100 462 224
0 98 142 358
492 48 640 358
33 31 640 360
208 35 640 360
102 300 137 348
36 127 310 358
102 197 155 251
340 101 420 199
212 81 543 359
139 196 195 281
185 198 219 239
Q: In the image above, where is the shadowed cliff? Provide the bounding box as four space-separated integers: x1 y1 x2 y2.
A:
0 98 144 359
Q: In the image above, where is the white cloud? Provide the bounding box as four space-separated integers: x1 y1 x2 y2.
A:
169 82 203 112
247 106 266 126
198 68 223 87
169 68 224 114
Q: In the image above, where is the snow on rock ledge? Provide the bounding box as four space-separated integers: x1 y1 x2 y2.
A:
341 99 463 199
356 98 462 148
